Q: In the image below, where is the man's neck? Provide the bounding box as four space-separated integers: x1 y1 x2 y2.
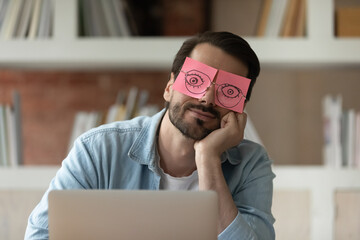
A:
157 111 197 177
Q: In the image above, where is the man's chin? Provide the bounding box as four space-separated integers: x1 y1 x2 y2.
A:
180 123 215 141
181 130 211 141
168 101 219 140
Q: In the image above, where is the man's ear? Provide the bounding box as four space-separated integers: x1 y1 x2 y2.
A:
163 72 175 102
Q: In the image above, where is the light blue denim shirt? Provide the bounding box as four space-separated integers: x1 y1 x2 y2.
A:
25 109 275 240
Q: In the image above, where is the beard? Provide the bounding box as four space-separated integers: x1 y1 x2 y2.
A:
166 101 221 140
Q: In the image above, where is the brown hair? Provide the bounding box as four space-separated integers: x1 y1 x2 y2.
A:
171 31 260 101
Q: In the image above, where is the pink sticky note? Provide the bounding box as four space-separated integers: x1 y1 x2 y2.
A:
215 70 251 113
172 57 218 98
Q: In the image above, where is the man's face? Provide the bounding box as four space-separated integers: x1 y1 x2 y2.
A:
164 43 249 140
173 57 251 113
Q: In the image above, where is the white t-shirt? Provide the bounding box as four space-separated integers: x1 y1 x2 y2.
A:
158 166 199 191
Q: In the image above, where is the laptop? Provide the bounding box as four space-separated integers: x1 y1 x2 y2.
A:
48 190 218 240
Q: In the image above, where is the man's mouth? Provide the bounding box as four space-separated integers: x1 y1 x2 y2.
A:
185 104 220 122
189 108 216 119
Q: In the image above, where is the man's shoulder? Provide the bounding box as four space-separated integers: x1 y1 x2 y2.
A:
78 109 166 144
81 115 150 139
239 139 267 153
224 139 270 165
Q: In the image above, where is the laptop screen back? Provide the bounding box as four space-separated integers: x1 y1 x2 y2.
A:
48 190 218 240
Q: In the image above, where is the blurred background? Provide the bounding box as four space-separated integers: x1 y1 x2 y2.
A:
0 0 360 239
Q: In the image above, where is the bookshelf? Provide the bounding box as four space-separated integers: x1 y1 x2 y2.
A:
0 0 359 165
1 2 359 239
0 0 360 70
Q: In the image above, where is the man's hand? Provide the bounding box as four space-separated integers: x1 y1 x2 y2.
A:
194 111 247 158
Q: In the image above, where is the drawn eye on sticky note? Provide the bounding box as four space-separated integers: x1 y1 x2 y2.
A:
215 70 251 113
172 57 218 98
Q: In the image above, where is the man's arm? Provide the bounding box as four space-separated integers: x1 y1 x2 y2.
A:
196 152 238 233
25 137 99 240
194 112 275 239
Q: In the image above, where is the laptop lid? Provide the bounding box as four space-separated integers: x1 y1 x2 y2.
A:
48 190 218 240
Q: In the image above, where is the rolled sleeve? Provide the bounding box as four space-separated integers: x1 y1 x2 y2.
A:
220 141 276 240
218 210 275 240
218 212 253 239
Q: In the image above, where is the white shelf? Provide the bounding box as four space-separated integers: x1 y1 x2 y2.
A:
1 166 360 240
2 37 360 70
274 166 360 240
2 165 360 190
0 38 186 70
0 0 359 70
0 166 59 190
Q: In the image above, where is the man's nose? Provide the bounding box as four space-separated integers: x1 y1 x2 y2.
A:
199 83 216 106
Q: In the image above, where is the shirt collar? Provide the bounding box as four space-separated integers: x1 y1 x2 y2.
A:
128 109 166 169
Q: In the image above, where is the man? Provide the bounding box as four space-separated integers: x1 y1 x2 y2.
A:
25 31 275 239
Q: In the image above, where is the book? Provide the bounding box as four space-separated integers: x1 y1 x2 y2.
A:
68 111 89 152
105 104 121 123
265 0 288 37
294 0 306 36
0 102 19 167
322 94 342 168
336 7 360 37
37 0 53 38
5 104 17 166
67 110 105 151
105 90 126 123
0 0 10 32
84 111 100 132
0 104 9 166
28 0 42 39
111 0 131 36
355 112 360 169
341 109 356 168
137 105 159 117
281 0 298 37
256 0 273 36
101 0 118 36
15 0 34 38
124 87 138 120
94 0 109 36
121 0 138 35
136 89 149 115
79 0 94 36
68 88 158 151
346 110 356 168
88 0 107 36
13 91 23 165
0 0 22 39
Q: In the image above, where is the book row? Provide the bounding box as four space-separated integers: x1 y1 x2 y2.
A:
67 86 265 153
0 0 53 40
67 87 159 151
322 94 360 169
0 91 23 167
0 87 264 166
79 0 135 37
257 0 306 37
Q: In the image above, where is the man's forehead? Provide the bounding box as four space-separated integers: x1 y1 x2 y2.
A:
182 57 247 80
188 43 249 77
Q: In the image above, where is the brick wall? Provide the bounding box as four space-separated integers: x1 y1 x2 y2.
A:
0 70 169 165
